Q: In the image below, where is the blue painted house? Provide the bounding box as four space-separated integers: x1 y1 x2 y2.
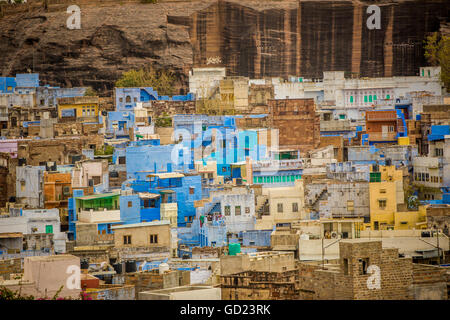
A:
115 87 194 111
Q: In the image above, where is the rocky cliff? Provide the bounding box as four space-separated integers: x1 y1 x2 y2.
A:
0 0 448 95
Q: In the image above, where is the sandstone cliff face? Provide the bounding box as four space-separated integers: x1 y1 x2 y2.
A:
0 0 448 95
186 0 449 79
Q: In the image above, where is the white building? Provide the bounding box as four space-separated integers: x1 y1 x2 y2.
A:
0 208 66 253
188 67 226 99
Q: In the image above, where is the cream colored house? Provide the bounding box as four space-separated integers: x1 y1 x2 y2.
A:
256 179 307 229
112 220 171 250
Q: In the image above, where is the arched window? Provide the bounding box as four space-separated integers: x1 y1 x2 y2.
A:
125 95 131 103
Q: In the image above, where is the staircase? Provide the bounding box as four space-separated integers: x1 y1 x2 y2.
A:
256 198 269 219
309 186 327 208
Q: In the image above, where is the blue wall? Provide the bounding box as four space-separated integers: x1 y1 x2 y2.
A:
0 77 16 93
242 230 272 246
115 87 194 111
126 144 189 179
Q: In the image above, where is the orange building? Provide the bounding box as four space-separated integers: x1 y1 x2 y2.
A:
44 172 72 231
365 110 403 144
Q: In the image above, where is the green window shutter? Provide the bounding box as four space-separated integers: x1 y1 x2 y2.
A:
386 94 390 99
339 114 346 120
350 96 353 103
369 95 372 102
374 95 377 100
253 177 257 183
421 69 424 76
282 176 286 182
364 96 368 103
45 225 53 234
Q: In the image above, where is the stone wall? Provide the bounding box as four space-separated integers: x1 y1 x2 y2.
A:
0 258 22 280
220 270 299 300
268 98 320 154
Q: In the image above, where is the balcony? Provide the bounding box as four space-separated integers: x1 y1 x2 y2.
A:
366 112 397 121
78 209 120 223
367 132 397 142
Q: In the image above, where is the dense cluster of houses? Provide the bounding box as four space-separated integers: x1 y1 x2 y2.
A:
0 66 449 300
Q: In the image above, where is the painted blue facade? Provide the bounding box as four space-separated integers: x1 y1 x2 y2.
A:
0 77 16 93
428 125 450 141
115 87 194 111
173 115 269 179
68 189 85 241
125 144 190 180
106 111 135 138
120 193 162 224
124 174 202 227
15 73 39 87
242 230 272 247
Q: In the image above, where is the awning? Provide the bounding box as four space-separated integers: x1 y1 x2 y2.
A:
147 172 185 179
138 192 160 199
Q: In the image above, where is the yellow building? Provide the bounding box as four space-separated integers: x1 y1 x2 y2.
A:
57 96 99 122
369 165 426 230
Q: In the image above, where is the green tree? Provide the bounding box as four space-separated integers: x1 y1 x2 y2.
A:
424 32 450 90
84 87 97 97
115 66 175 96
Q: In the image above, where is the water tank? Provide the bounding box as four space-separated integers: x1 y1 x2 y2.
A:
159 263 170 274
228 243 241 256
113 262 123 274
125 260 137 273
80 259 89 270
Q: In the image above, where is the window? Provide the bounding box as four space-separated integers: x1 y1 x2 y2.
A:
128 201 132 208
359 258 369 275
150 234 158 244
225 205 231 216
119 98 123 102
126 96 131 103
45 225 53 234
63 186 70 196
378 199 387 209
292 202 298 212
347 200 354 212
189 187 195 195
349 96 354 103
380 189 386 194
245 207 250 214
118 156 126 164
277 203 283 213
343 258 349 275
123 235 131 245
235 206 241 216
435 148 443 157
20 181 26 192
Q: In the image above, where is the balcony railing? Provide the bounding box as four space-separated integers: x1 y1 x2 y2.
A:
366 113 397 121
367 132 397 141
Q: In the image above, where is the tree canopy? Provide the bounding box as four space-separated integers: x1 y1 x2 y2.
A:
424 32 450 90
115 66 175 96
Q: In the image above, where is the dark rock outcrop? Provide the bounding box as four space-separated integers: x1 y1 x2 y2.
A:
0 0 448 95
